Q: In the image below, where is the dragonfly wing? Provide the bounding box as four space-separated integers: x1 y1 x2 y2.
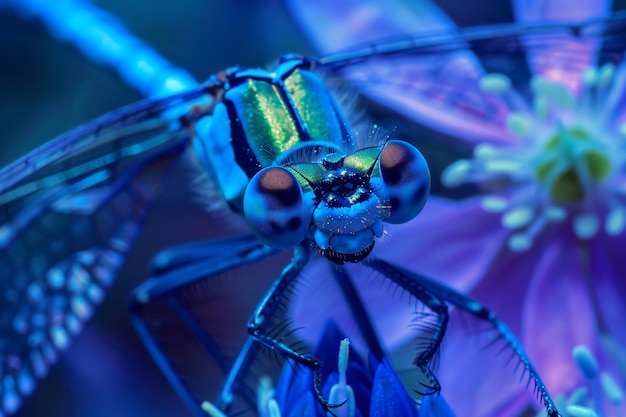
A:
287 0 513 145
0 88 209 415
293 1 626 147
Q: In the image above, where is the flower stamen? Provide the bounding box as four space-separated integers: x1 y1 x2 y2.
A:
443 65 626 249
327 338 356 417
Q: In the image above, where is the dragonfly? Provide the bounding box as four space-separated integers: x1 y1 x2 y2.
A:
0 1 570 416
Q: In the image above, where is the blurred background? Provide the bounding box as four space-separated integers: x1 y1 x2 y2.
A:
0 1 623 416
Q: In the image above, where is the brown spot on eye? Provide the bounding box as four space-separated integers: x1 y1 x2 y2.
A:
259 168 301 206
381 143 413 185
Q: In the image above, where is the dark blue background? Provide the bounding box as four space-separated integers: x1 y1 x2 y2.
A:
1 1 623 416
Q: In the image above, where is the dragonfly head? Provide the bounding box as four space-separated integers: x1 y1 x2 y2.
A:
243 140 430 264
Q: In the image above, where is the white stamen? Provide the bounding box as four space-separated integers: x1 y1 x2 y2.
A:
328 338 356 417
605 207 626 235
532 76 576 108
600 372 624 404
566 405 598 417
268 399 282 417
443 65 623 247
546 206 567 222
479 73 511 93
221 392 234 406
574 213 599 239
257 376 275 417
484 159 527 176
441 159 471 187
474 143 496 160
202 401 228 417
506 113 533 138
582 68 598 86
534 95 549 119
338 338 349 378
573 346 598 380
501 206 534 229
598 64 615 88
480 196 508 213
568 386 590 406
508 233 532 252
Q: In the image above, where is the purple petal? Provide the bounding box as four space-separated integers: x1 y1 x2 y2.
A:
589 233 626 349
378 196 509 293
370 359 420 417
513 0 611 91
521 234 595 395
430 241 550 416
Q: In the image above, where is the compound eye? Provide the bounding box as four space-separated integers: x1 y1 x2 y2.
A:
379 140 430 224
244 167 307 249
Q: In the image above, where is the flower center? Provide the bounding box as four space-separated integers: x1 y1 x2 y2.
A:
442 65 626 250
535 126 611 204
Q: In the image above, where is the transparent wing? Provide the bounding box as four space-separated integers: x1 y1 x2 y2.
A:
0 87 211 415
129 235 293 416
311 11 626 145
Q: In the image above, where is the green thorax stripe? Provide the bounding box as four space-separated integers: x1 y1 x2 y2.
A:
224 67 351 177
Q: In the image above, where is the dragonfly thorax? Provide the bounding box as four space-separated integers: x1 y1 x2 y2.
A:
192 57 430 263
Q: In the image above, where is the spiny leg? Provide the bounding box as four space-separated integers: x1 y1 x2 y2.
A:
246 244 346 412
357 259 449 395
367 258 561 417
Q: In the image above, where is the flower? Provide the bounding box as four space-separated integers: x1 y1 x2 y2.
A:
552 344 625 417
201 321 456 417
285 0 626 416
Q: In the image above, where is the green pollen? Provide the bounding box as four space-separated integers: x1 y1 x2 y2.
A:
535 128 611 203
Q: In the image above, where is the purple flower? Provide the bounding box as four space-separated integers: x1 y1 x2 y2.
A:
285 0 626 415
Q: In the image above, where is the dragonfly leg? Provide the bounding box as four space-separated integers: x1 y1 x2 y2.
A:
246 245 346 412
366 258 561 417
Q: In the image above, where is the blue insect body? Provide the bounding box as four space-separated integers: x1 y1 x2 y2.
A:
0 2 569 417
191 57 429 263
